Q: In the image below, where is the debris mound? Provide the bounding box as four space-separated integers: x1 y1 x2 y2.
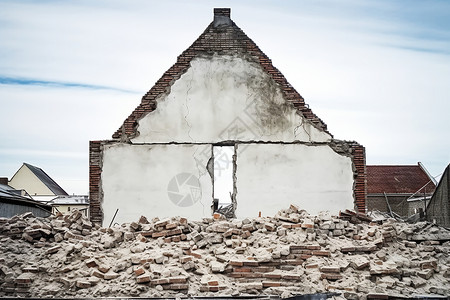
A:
0 205 449 298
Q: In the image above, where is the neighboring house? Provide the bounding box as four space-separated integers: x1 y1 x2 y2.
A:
426 164 450 228
90 8 366 225
8 163 68 202
0 179 52 218
366 163 436 217
48 195 89 217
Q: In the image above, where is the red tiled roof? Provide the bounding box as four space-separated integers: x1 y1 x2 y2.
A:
367 165 436 194
112 8 330 140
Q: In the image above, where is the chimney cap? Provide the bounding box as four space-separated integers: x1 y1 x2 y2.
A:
214 8 231 17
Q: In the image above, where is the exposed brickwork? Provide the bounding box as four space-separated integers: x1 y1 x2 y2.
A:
214 8 230 17
89 141 103 224
112 8 329 140
349 142 366 213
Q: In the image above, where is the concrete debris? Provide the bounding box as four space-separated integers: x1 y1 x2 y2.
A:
0 207 449 298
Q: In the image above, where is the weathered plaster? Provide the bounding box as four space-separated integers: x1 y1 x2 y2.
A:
101 143 212 225
235 143 354 218
132 55 331 144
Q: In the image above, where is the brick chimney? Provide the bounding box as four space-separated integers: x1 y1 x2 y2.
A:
0 177 8 185
214 8 230 17
213 8 232 27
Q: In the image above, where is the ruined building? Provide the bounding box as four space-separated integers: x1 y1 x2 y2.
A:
90 8 366 225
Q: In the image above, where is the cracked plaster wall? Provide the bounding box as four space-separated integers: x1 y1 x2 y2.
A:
235 144 354 218
101 143 212 225
132 55 331 144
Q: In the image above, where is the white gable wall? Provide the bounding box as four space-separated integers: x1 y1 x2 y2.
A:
132 55 331 144
99 54 356 225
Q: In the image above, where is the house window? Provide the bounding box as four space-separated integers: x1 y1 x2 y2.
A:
213 146 235 212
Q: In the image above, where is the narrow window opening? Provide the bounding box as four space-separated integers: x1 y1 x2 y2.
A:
213 146 234 215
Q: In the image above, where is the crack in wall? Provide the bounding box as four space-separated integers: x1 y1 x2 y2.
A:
183 67 195 142
293 113 313 143
192 145 209 216
231 144 237 218
131 140 339 146
206 146 215 215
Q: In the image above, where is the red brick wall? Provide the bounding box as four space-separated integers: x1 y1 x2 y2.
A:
89 141 103 224
349 143 366 213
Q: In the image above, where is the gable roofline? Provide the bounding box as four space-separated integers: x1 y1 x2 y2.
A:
112 8 330 140
22 163 68 196
418 161 438 185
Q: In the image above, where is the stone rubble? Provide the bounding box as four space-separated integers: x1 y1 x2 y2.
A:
0 205 449 298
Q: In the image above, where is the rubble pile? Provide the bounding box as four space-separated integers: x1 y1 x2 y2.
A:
0 205 449 299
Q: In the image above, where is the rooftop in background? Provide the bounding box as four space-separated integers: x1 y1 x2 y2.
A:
9 163 68 197
0 183 30 201
23 163 68 196
367 163 436 195
49 195 89 205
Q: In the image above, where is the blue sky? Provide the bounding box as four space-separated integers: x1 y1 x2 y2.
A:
0 0 449 194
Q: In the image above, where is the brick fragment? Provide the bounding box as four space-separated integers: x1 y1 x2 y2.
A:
140 231 153 237
180 256 192 264
282 274 301 280
185 249 202 259
229 260 243 267
165 222 178 229
367 293 389 299
163 283 189 290
199 285 227 292
420 260 437 270
154 219 169 228
262 281 281 287
283 259 304 266
91 270 104 279
152 278 169 285
243 260 259 267
265 223 276 231
234 267 252 273
103 271 120 280
76 280 91 289
208 280 219 286
134 267 145 276
136 274 152 283
301 223 314 229
16 274 32 284
264 273 282 279
167 228 182 236
85 259 98 268
46 245 61 255
98 265 111 273
320 266 340 273
340 246 355 253
312 250 330 257
169 276 187 284
321 273 343 280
